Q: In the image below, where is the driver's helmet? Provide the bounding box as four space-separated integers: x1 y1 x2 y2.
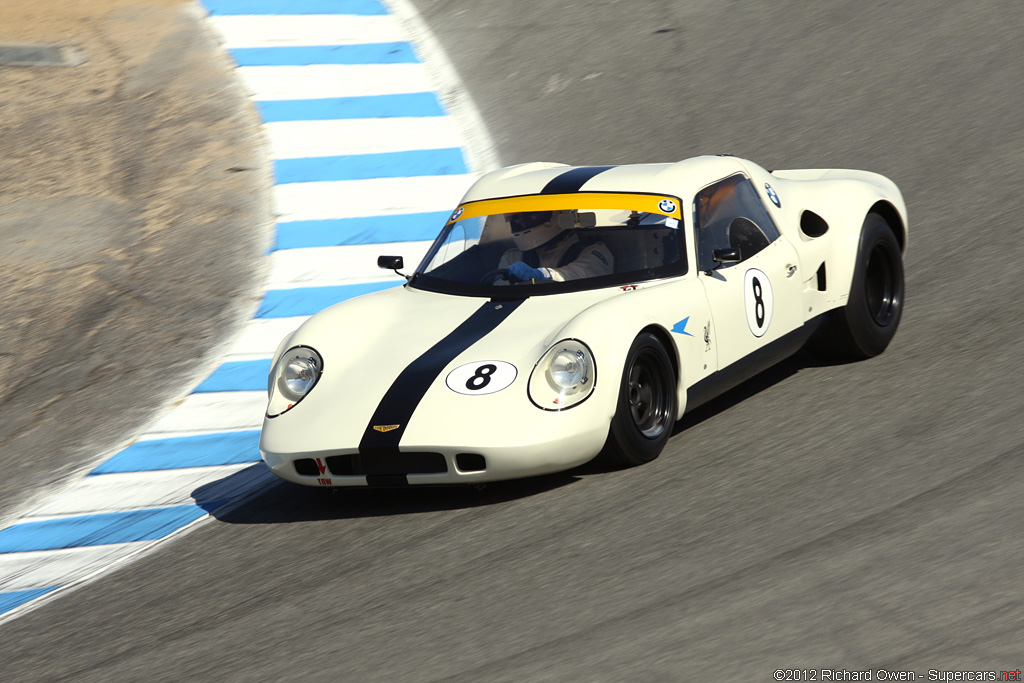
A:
507 210 562 251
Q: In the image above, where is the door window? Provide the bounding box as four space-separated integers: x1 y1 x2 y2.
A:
693 174 780 271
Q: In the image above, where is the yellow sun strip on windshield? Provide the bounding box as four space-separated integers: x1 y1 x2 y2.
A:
447 192 683 223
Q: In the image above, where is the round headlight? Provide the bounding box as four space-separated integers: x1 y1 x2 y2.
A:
281 356 318 400
528 339 596 411
267 346 323 417
550 349 587 388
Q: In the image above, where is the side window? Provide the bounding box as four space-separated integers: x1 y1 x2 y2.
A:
693 174 780 270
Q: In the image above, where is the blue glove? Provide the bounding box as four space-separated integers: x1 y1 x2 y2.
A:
507 261 550 283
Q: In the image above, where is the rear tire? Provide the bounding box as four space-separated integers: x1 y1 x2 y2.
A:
813 213 904 359
601 333 676 467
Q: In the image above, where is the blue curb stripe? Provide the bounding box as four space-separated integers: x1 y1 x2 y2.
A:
275 149 467 184
196 360 273 393
0 587 60 615
0 507 212 553
231 44 418 66
204 0 387 15
92 431 263 474
257 281 401 318
275 212 448 249
257 93 446 122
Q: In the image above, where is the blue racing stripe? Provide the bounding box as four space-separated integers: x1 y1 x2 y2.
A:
257 93 445 122
257 281 400 318
275 212 448 249
204 0 387 15
275 149 467 184
0 587 60 615
231 44 418 66
195 360 273 393
92 431 263 474
0 507 211 553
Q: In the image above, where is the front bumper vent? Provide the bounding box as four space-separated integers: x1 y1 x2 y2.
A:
326 452 448 476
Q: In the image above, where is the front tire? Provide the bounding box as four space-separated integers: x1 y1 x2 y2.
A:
601 333 677 467
815 213 904 359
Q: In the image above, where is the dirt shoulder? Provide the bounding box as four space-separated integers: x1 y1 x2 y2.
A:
0 0 272 523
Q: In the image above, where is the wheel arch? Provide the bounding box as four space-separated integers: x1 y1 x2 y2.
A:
869 200 907 253
637 323 686 419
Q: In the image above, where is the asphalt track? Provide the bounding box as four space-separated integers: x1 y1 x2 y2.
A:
3 1 1024 681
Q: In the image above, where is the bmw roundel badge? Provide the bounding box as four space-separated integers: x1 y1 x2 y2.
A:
765 183 781 208
658 198 677 214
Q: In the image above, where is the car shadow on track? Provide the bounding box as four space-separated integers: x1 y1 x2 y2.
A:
573 347 853 476
197 468 581 524
197 349 848 522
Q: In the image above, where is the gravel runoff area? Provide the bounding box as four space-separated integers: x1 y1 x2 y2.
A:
0 0 273 524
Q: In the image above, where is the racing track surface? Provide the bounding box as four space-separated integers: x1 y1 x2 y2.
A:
3 1 1023 680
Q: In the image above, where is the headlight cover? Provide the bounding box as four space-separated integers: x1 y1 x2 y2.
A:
528 339 596 410
267 345 324 417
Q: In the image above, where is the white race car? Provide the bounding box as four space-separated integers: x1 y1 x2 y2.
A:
260 155 906 487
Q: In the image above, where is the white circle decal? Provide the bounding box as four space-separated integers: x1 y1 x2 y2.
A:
743 268 774 337
658 198 677 214
445 360 518 395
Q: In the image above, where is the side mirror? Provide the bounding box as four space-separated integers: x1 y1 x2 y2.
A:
711 247 741 264
378 255 410 281
705 248 741 276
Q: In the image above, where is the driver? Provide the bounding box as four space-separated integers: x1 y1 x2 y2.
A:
498 210 613 283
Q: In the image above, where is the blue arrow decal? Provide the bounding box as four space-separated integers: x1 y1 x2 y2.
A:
672 316 694 336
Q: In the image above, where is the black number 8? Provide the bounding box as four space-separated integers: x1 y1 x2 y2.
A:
752 277 765 328
466 364 497 390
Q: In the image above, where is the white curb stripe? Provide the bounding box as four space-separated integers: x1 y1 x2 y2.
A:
223 316 311 360
266 242 432 289
274 174 475 222
265 117 463 158
145 392 267 435
0 544 151 592
237 63 432 100
208 15 403 48
26 465 259 518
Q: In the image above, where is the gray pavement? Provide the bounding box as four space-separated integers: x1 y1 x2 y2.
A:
1 1 1022 681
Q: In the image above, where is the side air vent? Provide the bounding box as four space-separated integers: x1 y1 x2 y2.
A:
800 210 829 238
816 262 827 291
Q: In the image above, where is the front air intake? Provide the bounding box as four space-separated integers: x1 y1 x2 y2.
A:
326 453 448 476
294 458 320 476
456 453 486 472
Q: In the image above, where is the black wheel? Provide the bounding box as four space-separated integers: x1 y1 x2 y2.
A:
600 333 677 467
479 268 509 284
814 213 904 359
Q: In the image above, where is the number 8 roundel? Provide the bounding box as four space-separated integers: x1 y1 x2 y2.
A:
743 268 774 337
445 360 518 395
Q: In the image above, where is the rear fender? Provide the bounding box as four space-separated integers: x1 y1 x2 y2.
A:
744 162 907 315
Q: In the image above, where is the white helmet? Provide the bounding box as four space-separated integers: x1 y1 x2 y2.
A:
508 211 563 251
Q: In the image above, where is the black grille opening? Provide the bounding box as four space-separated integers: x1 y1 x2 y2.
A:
455 453 486 472
326 452 448 476
294 458 320 476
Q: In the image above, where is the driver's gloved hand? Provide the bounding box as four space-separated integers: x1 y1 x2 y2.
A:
508 261 550 283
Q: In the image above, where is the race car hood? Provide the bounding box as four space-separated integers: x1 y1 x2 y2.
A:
260 284 615 456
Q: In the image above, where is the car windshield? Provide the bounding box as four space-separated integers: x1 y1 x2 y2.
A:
409 192 688 297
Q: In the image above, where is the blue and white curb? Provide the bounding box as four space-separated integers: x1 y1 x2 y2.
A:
0 0 496 622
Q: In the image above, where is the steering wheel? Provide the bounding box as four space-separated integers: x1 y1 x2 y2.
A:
479 268 510 284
